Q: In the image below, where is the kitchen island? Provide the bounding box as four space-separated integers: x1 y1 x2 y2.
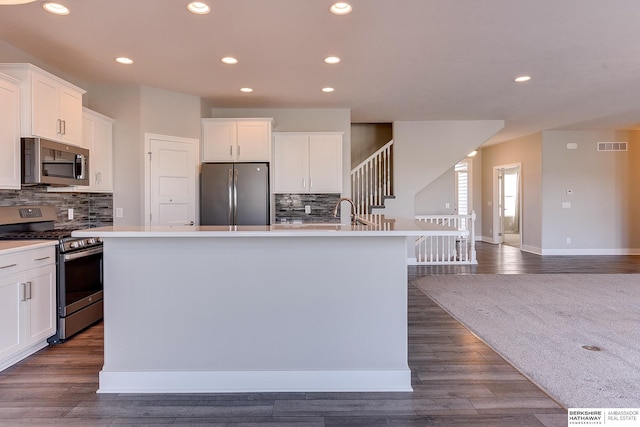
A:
74 216 457 393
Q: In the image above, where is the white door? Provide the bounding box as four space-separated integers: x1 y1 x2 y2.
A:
146 134 198 227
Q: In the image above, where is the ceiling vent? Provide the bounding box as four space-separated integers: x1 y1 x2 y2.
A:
597 142 627 152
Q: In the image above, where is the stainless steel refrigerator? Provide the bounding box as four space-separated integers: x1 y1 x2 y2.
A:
200 163 270 226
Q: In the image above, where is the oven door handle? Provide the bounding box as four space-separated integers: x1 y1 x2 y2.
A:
62 246 103 261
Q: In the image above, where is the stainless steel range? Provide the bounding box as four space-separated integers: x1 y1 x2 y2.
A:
0 205 103 342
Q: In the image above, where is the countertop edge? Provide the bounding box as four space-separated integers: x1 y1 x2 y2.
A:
0 240 58 255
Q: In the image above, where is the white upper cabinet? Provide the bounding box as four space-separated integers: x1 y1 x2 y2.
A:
0 64 86 146
81 108 114 193
0 73 22 189
202 118 273 162
273 132 343 194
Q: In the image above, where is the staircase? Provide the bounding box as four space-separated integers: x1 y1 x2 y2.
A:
351 139 477 265
351 140 394 214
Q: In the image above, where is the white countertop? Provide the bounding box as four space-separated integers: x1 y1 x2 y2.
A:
0 240 58 255
73 215 465 238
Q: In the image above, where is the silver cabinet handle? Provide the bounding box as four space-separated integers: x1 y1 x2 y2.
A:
62 120 66 135
302 178 306 188
229 145 233 156
309 177 313 188
34 256 50 261
228 168 233 225
0 263 17 269
56 119 62 134
26 281 32 300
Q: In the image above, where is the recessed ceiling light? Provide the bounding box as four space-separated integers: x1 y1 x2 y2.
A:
324 56 341 65
187 1 210 15
41 2 69 15
330 2 352 15
115 57 134 65
221 57 238 65
240 87 253 93
467 150 478 157
322 87 335 93
514 75 532 83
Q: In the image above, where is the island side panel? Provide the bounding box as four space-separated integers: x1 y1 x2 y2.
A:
100 235 410 392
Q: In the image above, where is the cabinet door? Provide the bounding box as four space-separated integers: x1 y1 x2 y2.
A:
202 120 236 162
92 114 113 192
31 73 60 141
83 110 114 192
0 274 23 361
309 134 343 193
236 121 271 162
59 86 83 146
24 265 56 346
0 76 21 189
274 134 308 193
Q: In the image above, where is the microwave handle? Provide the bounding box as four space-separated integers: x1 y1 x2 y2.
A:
76 154 86 180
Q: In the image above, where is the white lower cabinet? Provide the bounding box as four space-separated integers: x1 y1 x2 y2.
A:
0 245 56 372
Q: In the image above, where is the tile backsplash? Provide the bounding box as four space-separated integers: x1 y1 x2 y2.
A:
0 187 112 229
274 193 342 223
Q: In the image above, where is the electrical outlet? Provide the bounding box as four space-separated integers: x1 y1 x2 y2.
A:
305 205 311 214
566 237 572 244
116 208 124 218
67 208 74 220
445 202 450 209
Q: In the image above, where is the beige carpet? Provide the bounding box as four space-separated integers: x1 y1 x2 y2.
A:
411 274 640 408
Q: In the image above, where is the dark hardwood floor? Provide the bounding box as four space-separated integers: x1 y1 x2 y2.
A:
2 243 638 426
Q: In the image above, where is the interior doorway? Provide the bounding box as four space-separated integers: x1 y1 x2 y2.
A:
493 163 521 248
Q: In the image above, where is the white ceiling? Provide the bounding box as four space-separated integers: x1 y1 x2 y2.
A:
1 0 639 145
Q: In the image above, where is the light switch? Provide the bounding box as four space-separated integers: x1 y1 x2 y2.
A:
305 205 311 214
67 208 74 220
562 202 571 209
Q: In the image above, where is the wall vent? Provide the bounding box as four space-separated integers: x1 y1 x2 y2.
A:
597 142 627 152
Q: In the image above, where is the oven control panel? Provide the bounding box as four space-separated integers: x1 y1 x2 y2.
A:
19 208 43 218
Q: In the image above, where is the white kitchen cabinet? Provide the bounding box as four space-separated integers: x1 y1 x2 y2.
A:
81 108 114 192
0 63 86 146
202 118 273 162
46 108 114 194
273 132 343 193
0 245 56 372
0 73 21 189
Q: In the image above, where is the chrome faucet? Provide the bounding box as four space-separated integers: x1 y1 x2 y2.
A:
333 197 357 224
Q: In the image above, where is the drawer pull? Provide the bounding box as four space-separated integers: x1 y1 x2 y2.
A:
20 283 27 302
34 256 50 261
0 263 18 269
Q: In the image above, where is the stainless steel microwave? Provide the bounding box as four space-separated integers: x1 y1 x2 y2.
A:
21 137 89 186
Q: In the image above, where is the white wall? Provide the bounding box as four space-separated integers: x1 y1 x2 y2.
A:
386 120 504 219
88 85 201 226
541 130 640 254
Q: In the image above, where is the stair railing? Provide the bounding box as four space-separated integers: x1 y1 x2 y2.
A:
351 140 393 214
412 211 477 265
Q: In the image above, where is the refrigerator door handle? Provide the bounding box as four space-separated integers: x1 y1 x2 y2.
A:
228 168 233 225
233 169 239 225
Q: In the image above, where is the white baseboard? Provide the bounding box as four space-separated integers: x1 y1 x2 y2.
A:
520 244 542 255
98 369 413 393
541 248 640 256
0 340 48 373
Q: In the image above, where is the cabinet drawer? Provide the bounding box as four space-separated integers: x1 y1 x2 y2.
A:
24 247 55 269
0 253 23 278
